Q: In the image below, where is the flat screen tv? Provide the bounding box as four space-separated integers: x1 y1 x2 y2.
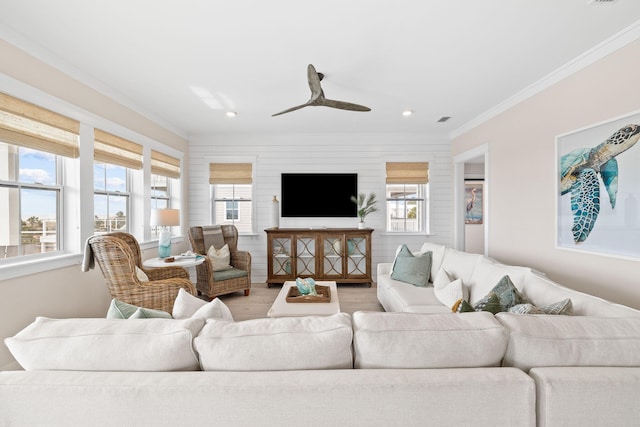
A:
281 173 358 217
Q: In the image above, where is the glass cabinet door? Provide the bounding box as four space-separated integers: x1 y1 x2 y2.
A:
321 235 344 279
346 236 368 278
271 236 293 280
295 235 316 277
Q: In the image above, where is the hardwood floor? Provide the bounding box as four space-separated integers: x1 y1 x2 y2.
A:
217 282 384 321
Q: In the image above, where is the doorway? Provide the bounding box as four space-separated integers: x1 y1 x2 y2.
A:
453 144 488 255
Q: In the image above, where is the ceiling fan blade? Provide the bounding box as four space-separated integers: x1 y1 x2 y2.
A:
272 102 310 117
307 64 323 100
321 98 371 112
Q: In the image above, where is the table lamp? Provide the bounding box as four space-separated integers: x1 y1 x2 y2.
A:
150 208 180 258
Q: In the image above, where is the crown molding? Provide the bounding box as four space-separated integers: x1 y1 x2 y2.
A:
451 20 640 140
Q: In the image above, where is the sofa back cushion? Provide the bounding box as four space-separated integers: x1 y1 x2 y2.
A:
496 313 640 371
194 313 353 371
439 249 483 292
520 272 640 317
417 242 448 282
4 317 204 371
352 311 508 368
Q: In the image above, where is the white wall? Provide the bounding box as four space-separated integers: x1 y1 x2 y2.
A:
452 38 640 309
189 132 453 282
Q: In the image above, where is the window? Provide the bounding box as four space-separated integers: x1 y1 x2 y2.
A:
0 92 79 259
210 162 253 233
93 161 129 233
150 150 181 237
385 162 429 233
93 129 142 234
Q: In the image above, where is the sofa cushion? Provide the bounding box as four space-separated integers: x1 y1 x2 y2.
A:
520 272 640 317
4 317 204 371
172 288 234 320
433 268 467 309
496 313 640 371
194 313 353 371
417 242 448 282
352 311 508 368
391 244 432 287
439 249 483 292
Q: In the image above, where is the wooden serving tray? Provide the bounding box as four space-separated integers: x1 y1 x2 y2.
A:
286 284 331 303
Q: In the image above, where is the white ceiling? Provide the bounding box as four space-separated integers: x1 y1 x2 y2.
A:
1 1 639 138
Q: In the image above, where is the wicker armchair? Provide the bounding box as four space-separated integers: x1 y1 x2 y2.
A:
88 232 196 313
188 225 252 299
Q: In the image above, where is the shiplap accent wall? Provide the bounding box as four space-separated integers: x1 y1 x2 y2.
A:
189 132 453 283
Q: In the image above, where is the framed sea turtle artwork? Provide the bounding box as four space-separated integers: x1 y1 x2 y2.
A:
556 110 640 259
465 180 484 224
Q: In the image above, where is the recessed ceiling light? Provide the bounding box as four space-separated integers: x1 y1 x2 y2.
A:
226 111 237 118
402 110 413 116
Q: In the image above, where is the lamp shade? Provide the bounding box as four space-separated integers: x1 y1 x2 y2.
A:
150 209 180 227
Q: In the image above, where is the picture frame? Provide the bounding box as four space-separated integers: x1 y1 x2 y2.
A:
464 180 484 224
556 110 640 259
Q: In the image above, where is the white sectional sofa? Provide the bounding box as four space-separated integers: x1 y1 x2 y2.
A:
2 243 640 426
377 242 640 426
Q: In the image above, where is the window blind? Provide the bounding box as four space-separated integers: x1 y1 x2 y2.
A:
386 162 429 184
94 129 143 170
0 92 80 158
151 150 180 179
209 163 253 184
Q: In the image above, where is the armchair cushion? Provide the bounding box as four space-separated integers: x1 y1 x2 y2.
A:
213 267 248 281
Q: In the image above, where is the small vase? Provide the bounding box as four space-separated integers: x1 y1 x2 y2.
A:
271 196 280 229
358 221 365 229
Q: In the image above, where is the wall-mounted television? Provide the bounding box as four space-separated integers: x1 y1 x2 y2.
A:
281 173 358 218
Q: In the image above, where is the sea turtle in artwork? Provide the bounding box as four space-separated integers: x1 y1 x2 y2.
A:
560 124 640 243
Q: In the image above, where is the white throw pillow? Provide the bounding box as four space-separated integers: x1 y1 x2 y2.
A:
433 268 467 309
172 288 234 321
135 266 149 282
4 317 204 371
194 313 353 371
207 244 232 271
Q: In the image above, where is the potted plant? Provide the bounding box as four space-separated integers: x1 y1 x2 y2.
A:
351 192 379 229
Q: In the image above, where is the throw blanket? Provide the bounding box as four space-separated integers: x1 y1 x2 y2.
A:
81 236 95 272
202 225 226 252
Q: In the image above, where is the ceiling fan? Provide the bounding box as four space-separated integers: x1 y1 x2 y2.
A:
272 64 371 116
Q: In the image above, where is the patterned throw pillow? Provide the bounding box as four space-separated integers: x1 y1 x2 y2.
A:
452 292 502 314
508 299 573 315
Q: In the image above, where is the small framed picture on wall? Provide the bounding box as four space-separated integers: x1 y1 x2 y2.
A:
465 180 484 224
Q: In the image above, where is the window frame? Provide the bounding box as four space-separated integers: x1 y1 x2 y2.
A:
385 182 429 234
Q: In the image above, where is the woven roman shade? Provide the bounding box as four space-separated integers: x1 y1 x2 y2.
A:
94 129 143 170
209 163 253 184
0 92 80 158
386 162 429 184
151 150 180 179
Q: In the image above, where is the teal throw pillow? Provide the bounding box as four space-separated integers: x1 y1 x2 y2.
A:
490 275 529 310
129 307 172 319
106 299 172 319
106 299 139 319
391 246 433 287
